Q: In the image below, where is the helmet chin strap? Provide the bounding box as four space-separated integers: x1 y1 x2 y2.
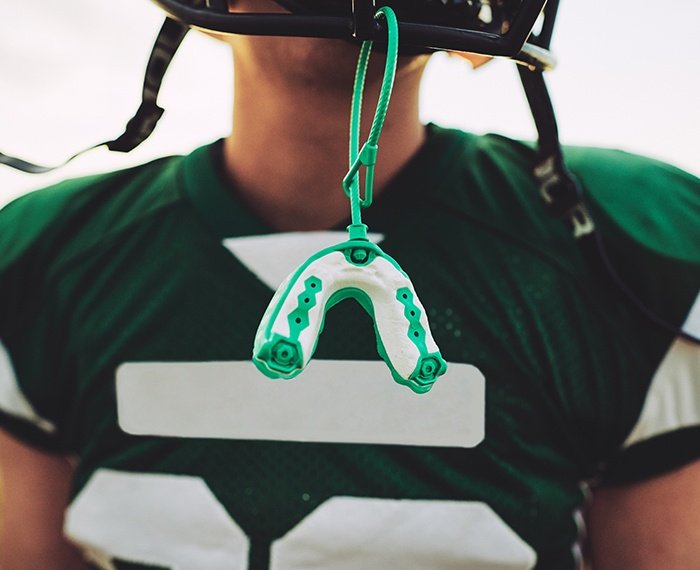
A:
0 18 189 174
518 67 595 239
514 0 595 238
517 2 700 344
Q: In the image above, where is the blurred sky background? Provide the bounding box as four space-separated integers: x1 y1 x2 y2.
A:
0 0 698 208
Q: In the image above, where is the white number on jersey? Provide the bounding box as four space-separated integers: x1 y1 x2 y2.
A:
65 469 536 570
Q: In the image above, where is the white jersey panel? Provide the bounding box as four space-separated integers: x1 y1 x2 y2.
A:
0 340 55 433
116 360 484 448
222 232 384 290
681 290 700 338
624 291 700 447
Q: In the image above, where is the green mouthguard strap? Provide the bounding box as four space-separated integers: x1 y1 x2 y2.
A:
342 6 399 239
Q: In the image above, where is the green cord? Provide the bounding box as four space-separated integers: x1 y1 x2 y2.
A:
342 6 399 239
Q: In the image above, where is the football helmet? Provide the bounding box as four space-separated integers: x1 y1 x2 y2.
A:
3 1 696 344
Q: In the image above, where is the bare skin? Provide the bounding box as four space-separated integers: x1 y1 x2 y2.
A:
215 0 494 231
587 459 700 569
222 39 429 229
0 430 86 570
216 1 490 231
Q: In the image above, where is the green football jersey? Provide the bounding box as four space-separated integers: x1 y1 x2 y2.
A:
1 125 699 569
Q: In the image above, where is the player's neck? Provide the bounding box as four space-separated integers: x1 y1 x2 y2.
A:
222 56 428 231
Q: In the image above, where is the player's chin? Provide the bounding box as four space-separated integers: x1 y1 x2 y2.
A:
243 35 369 88
282 37 429 86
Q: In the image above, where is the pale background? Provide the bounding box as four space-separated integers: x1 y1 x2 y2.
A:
0 0 698 208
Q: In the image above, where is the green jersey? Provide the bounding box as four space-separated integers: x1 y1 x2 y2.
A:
1 125 699 569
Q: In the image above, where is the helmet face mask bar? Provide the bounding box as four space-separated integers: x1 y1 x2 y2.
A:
153 0 554 68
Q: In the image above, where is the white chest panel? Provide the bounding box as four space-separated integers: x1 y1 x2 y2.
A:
116 360 484 448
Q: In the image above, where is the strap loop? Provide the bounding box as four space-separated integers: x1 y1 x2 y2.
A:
342 6 398 233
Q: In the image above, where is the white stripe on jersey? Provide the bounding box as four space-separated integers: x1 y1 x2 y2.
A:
0 340 55 433
116 360 484 448
624 290 700 448
682 290 700 338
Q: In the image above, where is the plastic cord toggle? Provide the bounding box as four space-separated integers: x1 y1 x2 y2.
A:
343 142 378 208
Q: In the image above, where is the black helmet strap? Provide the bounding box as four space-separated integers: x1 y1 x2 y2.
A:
518 66 595 239
517 53 700 344
0 18 189 174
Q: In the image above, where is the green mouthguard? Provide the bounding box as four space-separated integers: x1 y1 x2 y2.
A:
253 7 447 393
